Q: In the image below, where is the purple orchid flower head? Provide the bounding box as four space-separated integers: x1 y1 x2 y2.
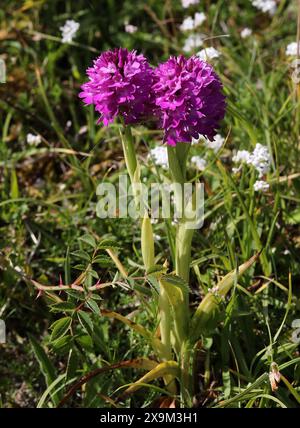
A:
152 55 226 146
79 48 155 125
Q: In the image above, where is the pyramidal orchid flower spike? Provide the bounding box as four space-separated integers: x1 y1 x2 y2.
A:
153 55 226 146
79 47 155 126
80 48 228 406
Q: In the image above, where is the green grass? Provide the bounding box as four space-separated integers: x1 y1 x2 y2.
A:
1 0 300 408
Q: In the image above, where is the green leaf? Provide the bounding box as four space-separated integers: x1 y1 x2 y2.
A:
92 255 113 267
50 302 75 313
10 168 19 199
50 317 72 342
98 239 121 250
28 334 60 405
191 253 259 340
71 250 91 262
79 234 96 248
51 335 73 353
86 298 101 315
77 310 94 336
159 274 190 346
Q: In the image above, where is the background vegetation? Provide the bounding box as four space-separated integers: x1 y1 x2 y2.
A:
0 0 300 408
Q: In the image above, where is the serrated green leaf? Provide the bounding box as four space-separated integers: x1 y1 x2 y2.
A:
71 250 91 262
86 298 101 315
79 234 96 248
51 335 73 353
93 255 113 267
77 310 93 336
50 302 75 313
50 317 72 342
98 239 121 250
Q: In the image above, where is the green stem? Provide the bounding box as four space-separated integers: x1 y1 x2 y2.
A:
158 286 177 394
180 341 194 407
175 223 194 284
119 125 137 183
167 144 194 283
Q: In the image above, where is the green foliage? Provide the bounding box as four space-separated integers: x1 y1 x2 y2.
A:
1 0 300 409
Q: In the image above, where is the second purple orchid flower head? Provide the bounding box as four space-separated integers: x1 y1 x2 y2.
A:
79 47 226 146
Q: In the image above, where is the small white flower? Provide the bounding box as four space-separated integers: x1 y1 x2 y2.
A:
256 80 263 90
208 285 219 296
180 17 195 32
232 150 252 164
180 13 205 32
283 249 290 255
241 28 252 39
191 156 207 171
125 24 138 34
181 0 199 8
191 137 200 145
197 47 221 61
254 180 270 192
232 167 241 174
149 146 168 169
194 12 206 27
233 144 271 178
286 42 300 56
183 34 203 53
60 20 79 44
251 0 277 15
204 134 224 153
26 133 41 146
250 143 271 177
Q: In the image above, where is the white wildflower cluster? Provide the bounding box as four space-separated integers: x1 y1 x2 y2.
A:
207 285 225 299
204 134 224 152
233 143 271 192
286 42 300 57
191 156 207 171
241 28 252 39
250 143 272 177
192 134 224 153
26 133 41 146
180 12 206 32
251 0 277 15
181 0 199 8
232 149 251 164
183 34 203 53
149 146 168 169
191 134 224 172
60 20 79 44
125 24 137 34
253 180 270 192
233 144 271 177
197 47 221 61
